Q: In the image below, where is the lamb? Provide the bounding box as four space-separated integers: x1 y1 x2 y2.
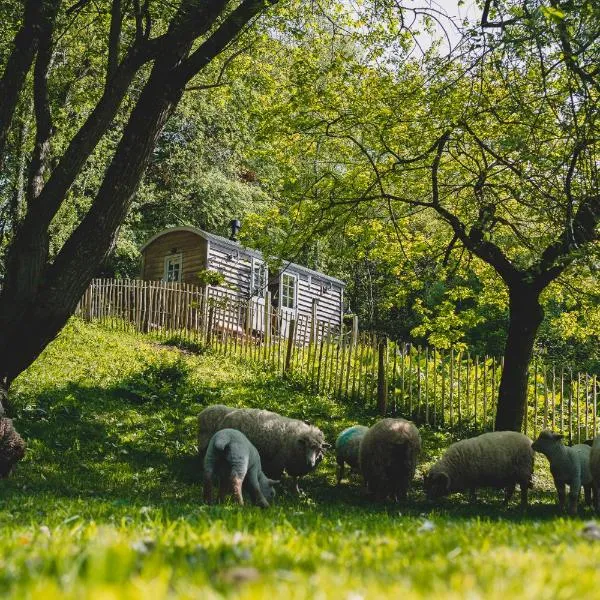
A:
359 418 421 502
217 408 328 488
197 404 237 459
532 430 593 515
0 418 26 478
335 425 368 484
590 436 600 513
424 431 534 507
203 428 277 508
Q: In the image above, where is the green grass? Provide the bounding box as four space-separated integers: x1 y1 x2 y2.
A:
1 319 599 599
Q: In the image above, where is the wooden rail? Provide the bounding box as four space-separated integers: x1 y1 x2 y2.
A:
76 278 599 438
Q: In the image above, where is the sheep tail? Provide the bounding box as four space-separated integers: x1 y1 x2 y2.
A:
213 435 230 453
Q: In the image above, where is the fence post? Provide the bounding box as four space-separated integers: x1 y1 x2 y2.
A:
207 304 215 347
284 319 297 374
377 337 388 416
263 291 272 361
310 299 318 345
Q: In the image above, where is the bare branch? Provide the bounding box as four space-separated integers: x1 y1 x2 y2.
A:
185 45 251 92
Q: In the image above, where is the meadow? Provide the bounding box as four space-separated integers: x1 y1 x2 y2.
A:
1 320 599 599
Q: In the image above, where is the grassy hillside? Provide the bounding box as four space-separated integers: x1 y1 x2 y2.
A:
0 319 599 598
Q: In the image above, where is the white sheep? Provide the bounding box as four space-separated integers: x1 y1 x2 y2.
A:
590 436 600 513
532 430 593 515
203 428 278 508
196 405 329 491
359 418 421 502
424 431 534 507
335 425 368 484
219 408 328 487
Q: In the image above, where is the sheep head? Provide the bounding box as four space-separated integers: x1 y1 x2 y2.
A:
424 470 451 500
297 432 327 469
258 472 279 505
532 430 563 455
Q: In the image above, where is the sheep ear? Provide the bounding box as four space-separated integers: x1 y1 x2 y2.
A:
321 442 331 450
267 478 280 485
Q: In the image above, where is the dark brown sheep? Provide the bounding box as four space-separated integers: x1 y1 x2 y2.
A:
359 418 421 502
0 418 26 478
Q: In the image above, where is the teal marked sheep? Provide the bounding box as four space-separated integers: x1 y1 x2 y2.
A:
424 431 534 507
359 418 421 502
203 428 278 508
335 425 368 484
589 436 600 513
532 430 593 515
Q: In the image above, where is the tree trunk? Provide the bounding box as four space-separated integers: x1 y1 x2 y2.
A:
494 286 544 432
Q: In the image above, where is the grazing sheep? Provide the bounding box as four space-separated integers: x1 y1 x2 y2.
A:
0 418 26 478
590 436 600 513
197 404 237 459
203 428 277 508
335 425 368 484
532 430 593 515
424 431 534 507
359 418 421 502
218 408 328 489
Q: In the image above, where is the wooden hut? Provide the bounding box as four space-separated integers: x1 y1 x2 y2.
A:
140 226 346 330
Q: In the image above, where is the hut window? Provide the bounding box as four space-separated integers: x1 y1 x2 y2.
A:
251 260 267 296
164 253 182 282
281 273 297 309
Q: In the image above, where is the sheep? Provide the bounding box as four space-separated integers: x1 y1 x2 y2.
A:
335 425 368 484
590 436 600 513
359 418 421 502
532 430 593 515
203 428 278 508
424 431 534 507
0 418 26 478
197 404 237 459
218 408 328 490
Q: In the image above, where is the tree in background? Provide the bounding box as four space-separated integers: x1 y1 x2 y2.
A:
244 0 600 431
0 0 279 432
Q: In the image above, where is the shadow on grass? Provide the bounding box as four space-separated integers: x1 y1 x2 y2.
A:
2 357 592 526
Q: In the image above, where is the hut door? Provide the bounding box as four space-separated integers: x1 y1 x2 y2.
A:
279 272 298 337
250 259 268 333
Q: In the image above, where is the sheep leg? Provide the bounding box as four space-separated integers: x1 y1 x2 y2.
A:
568 485 580 516
584 484 593 507
554 479 566 512
248 472 269 508
503 484 516 506
519 480 529 508
203 473 214 505
469 488 477 503
593 483 600 513
336 460 344 485
231 475 244 505
219 478 228 503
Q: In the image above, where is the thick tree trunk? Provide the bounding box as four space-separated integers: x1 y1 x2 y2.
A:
0 0 278 389
494 286 544 432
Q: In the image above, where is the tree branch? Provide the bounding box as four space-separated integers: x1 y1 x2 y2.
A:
106 0 122 87
26 2 59 206
0 0 60 171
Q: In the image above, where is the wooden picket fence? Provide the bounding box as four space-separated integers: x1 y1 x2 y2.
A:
76 278 599 440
